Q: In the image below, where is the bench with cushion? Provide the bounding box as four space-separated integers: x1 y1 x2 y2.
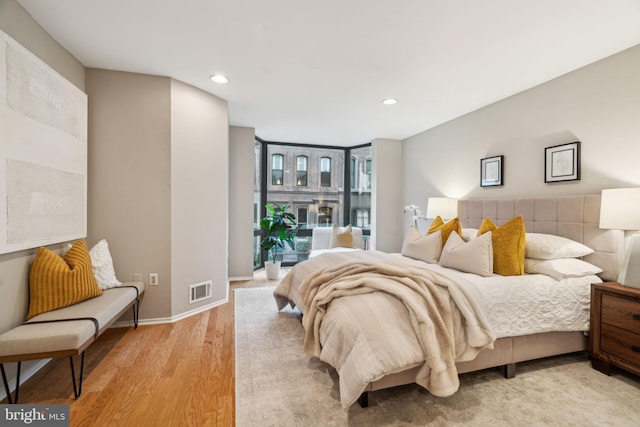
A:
0 239 144 403
0 282 144 403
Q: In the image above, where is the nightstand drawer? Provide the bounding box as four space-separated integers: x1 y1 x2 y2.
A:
601 323 640 366
601 294 640 334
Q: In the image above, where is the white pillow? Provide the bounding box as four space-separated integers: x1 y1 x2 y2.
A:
524 258 603 280
439 231 493 277
461 228 478 242
89 239 122 289
401 227 441 264
525 233 593 259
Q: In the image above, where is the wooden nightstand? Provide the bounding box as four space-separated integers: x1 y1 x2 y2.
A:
590 282 640 376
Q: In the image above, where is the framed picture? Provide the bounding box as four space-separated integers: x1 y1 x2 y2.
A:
545 141 580 183
480 155 503 187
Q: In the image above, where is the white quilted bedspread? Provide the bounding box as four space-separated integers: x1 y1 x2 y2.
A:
429 264 599 338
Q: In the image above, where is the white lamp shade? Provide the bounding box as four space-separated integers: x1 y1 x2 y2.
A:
618 234 640 288
601 188 640 288
426 197 458 220
600 188 640 230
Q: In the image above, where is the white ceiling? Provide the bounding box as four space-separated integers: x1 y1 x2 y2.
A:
17 0 640 146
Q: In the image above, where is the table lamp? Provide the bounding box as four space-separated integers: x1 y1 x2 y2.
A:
599 188 640 288
426 197 458 220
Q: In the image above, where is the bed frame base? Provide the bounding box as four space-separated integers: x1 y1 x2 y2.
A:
504 363 515 379
357 361 518 408
356 331 586 408
357 391 368 408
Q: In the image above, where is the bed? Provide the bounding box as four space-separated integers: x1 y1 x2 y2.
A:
273 195 624 408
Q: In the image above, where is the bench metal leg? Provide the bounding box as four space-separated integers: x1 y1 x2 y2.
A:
2 355 86 403
132 298 140 329
69 352 85 399
1 361 21 404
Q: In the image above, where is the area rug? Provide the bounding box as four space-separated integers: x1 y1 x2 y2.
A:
235 287 640 426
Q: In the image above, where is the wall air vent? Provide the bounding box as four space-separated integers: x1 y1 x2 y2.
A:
189 280 212 304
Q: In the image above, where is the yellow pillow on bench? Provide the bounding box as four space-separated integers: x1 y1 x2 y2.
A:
27 240 103 320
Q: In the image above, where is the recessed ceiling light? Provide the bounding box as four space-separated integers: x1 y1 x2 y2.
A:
382 98 397 105
210 74 229 84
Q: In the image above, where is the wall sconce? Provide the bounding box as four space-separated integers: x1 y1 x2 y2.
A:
600 188 640 288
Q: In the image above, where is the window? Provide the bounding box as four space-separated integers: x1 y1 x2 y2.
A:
359 209 369 227
351 209 370 228
350 156 356 189
272 154 283 185
320 157 331 187
296 155 308 186
365 159 372 189
258 142 370 268
318 206 333 226
298 207 308 225
349 145 372 232
254 140 263 269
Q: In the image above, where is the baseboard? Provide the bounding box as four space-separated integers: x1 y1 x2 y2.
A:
112 296 229 327
0 359 50 402
229 275 254 282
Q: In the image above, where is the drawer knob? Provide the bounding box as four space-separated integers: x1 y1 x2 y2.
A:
633 346 640 353
633 314 640 321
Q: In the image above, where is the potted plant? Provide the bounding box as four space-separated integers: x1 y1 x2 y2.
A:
260 203 298 279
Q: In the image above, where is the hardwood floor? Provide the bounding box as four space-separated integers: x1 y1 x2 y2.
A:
1 270 283 427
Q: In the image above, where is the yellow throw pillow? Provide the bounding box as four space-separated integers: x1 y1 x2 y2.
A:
27 240 103 320
427 216 462 247
477 216 526 276
329 224 354 248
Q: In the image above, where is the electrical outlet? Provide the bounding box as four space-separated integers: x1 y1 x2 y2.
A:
150 273 159 286
133 273 142 282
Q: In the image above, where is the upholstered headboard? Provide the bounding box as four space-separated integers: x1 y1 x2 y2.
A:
457 195 624 281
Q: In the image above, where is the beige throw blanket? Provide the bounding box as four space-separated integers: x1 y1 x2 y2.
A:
275 251 496 408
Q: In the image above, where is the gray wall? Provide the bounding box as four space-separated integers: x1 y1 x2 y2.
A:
402 44 640 229
85 69 173 320
170 79 229 315
229 126 256 279
86 71 230 320
0 0 87 397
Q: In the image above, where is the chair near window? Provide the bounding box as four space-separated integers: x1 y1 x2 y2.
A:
311 226 364 251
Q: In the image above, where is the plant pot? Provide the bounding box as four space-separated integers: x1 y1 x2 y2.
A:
265 261 281 280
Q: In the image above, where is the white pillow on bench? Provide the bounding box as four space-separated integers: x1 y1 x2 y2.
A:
67 239 122 290
89 239 122 289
